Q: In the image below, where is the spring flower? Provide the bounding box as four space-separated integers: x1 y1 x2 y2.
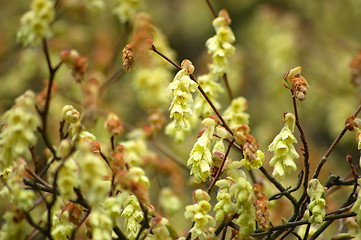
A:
83 0 104 11
0 90 40 171
17 0 55 47
214 179 233 222
229 167 256 238
165 118 193 143
187 118 217 183
206 9 235 75
268 113 299 180
114 0 143 23
283 66 309 101
122 138 148 166
223 97 250 129
119 193 144 239
240 134 264 170
76 142 110 206
184 190 215 240
307 179 326 224
193 73 223 118
51 210 74 240
159 188 181 215
0 209 26 240
88 207 113 240
62 105 80 124
133 67 171 108
103 195 123 225
57 156 78 201
151 217 173 240
168 59 198 129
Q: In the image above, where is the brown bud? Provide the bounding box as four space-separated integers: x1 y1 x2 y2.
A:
122 43 135 72
105 113 123 136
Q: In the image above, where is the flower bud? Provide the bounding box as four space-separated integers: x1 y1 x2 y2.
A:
105 113 123 136
62 105 80 124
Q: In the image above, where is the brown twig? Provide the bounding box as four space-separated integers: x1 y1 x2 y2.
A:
204 0 217 18
313 102 361 179
207 138 235 194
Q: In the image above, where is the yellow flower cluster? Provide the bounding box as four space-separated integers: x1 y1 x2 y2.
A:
206 10 235 75
268 113 299 180
307 179 326 225
114 0 143 23
187 118 217 183
184 189 215 240
193 73 223 118
228 167 256 238
223 97 250 130
17 0 55 47
0 90 40 171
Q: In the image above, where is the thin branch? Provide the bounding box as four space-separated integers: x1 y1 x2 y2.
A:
151 44 234 135
313 102 361 179
207 138 235 194
204 0 217 18
222 73 233 101
291 94 310 211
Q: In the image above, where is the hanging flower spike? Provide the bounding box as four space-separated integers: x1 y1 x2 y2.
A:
268 113 299 180
193 73 223 118
307 179 326 225
184 190 216 240
283 66 309 101
17 0 55 47
223 97 250 130
187 117 217 183
206 9 235 75
214 179 233 222
0 90 40 171
168 59 198 128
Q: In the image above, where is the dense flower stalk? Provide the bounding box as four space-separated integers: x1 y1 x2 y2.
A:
17 0 55 47
206 9 235 75
184 190 215 240
187 118 217 183
223 97 250 130
307 179 326 224
0 91 40 171
268 113 299 179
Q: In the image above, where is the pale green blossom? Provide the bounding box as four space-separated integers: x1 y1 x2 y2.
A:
228 165 256 239
0 210 26 240
62 105 80 124
268 113 299 180
114 0 143 23
222 97 250 129
133 67 171 108
159 188 181 215
83 0 104 11
168 59 198 130
193 74 223 118
76 142 110 206
122 138 148 166
57 156 78 201
205 10 235 75
187 118 217 183
214 179 233 222
151 217 173 240
119 193 144 239
184 190 215 240
89 207 113 240
0 90 40 171
51 210 74 240
17 0 55 47
241 149 264 170
307 179 326 225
